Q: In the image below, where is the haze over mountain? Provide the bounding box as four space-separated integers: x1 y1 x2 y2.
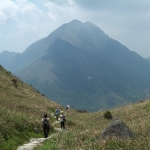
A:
146 57 150 63
1 20 150 111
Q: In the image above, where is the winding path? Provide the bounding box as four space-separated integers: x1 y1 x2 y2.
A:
17 113 67 150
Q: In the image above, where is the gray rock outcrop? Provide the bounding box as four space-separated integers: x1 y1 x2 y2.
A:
98 119 134 141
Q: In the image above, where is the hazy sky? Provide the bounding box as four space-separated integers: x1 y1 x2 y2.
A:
0 0 150 58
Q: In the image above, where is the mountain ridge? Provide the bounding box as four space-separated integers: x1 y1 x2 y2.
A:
1 20 150 111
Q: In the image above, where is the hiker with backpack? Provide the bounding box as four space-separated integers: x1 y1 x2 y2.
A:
60 111 66 130
42 113 50 138
55 107 60 121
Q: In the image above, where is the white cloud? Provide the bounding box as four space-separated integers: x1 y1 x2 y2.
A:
0 0 45 52
0 0 80 52
0 0 18 23
43 0 77 22
0 11 6 24
19 2 43 16
15 0 27 4
48 0 74 6
0 0 150 57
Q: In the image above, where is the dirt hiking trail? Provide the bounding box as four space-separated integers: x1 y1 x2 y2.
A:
17 113 68 150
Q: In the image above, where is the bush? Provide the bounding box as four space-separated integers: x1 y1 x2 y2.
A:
11 78 18 87
66 120 76 126
76 110 88 113
104 111 112 119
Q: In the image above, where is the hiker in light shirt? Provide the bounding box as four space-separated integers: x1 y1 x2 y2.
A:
60 111 66 129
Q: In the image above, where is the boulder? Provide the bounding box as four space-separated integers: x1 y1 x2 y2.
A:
98 119 134 141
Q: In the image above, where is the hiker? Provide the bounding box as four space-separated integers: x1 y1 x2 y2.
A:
55 107 60 121
66 105 70 110
60 111 66 129
42 113 50 138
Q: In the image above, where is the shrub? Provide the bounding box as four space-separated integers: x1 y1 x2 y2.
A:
104 111 112 119
66 120 76 126
11 78 18 87
76 110 88 113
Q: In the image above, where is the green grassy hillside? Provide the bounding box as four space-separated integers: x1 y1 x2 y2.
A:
36 100 150 150
1 64 150 149
0 65 61 150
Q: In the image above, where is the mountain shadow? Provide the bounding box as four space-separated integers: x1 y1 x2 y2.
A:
1 20 150 111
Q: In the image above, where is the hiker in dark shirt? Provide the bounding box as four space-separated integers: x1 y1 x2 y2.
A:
42 113 50 138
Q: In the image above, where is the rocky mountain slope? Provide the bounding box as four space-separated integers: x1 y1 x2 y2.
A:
1 20 150 111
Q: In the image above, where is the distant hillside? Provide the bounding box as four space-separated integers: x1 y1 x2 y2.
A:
146 57 150 63
0 51 18 68
0 65 61 150
1 20 150 111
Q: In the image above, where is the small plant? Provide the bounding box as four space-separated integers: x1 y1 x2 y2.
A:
0 65 4 69
66 120 76 126
11 78 18 87
104 110 112 119
76 110 88 113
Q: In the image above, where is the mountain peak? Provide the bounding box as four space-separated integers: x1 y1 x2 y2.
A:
1 20 150 112
69 19 83 24
48 19 109 51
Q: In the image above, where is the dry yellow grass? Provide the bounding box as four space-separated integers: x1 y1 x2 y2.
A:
36 99 150 149
0 65 61 150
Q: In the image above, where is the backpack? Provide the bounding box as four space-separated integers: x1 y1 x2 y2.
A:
43 118 48 127
63 115 66 122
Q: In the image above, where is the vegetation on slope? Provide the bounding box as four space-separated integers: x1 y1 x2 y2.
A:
0 65 61 150
1 63 150 150
36 99 150 150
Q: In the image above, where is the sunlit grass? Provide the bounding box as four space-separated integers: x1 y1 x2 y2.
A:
1 64 150 149
36 100 150 150
0 65 61 150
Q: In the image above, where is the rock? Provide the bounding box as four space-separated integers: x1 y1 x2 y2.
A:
98 119 134 141
34 127 39 133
